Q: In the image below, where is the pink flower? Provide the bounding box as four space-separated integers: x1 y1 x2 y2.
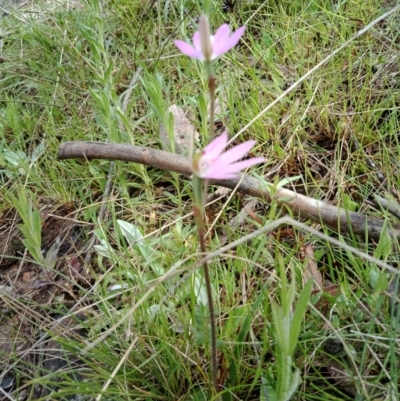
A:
174 17 245 61
193 132 264 180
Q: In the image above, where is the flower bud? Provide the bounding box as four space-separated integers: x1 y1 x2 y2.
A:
199 15 212 61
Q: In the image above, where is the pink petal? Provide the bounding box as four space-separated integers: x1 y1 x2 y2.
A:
204 157 265 177
203 157 263 179
217 140 256 165
211 24 230 57
201 171 238 179
213 26 245 58
202 157 251 177
174 40 202 59
203 132 228 159
193 32 203 54
218 157 265 174
198 162 237 179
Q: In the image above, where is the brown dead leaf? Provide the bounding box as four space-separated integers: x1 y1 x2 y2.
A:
218 350 229 390
159 104 199 156
301 244 323 289
22 271 32 282
207 97 225 122
325 359 357 396
218 199 259 245
214 187 231 197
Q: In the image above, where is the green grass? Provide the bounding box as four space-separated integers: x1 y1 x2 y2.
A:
1 0 400 399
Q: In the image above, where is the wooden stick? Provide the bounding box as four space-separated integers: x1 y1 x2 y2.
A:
58 141 400 240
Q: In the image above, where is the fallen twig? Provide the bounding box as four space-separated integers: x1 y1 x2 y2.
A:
58 141 400 240
370 194 400 220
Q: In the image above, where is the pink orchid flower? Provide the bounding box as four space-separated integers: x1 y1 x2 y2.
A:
193 132 264 180
174 19 245 61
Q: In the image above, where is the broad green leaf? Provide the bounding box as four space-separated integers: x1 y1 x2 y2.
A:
94 238 114 258
31 141 46 164
193 271 208 306
117 219 164 276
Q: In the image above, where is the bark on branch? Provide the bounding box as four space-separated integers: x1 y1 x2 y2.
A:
58 141 400 240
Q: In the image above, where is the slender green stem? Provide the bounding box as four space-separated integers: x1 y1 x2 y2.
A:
193 202 218 395
190 55 218 395
208 75 216 141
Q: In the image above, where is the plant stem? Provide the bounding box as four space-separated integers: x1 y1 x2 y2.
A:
208 75 216 141
193 204 218 394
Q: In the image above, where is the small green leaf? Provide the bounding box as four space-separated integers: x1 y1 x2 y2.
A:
271 301 288 354
260 378 278 401
276 175 302 189
288 280 312 354
374 219 392 262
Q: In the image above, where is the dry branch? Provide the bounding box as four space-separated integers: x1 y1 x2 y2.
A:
58 141 400 240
